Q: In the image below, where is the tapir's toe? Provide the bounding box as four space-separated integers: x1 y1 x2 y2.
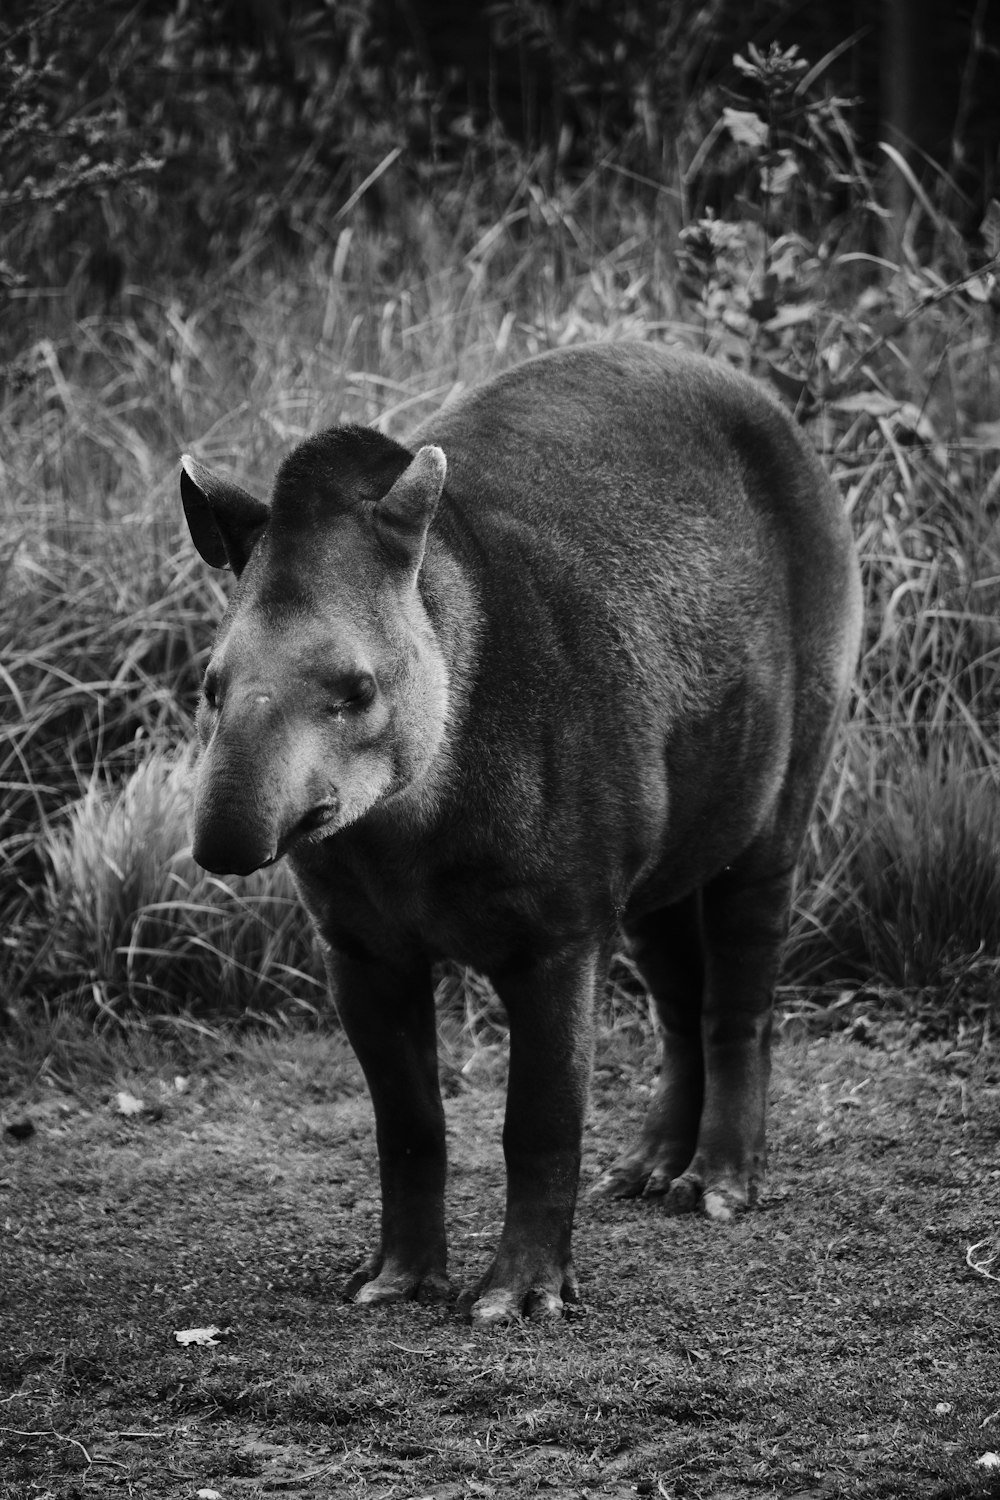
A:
641 1164 674 1197
591 1149 688 1200
352 1276 410 1306
525 1285 567 1320
701 1186 744 1222
662 1172 702 1216
662 1171 756 1220
466 1287 527 1325
345 1263 451 1307
590 1162 647 1199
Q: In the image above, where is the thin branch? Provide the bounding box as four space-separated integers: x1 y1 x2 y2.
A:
1 1427 91 1464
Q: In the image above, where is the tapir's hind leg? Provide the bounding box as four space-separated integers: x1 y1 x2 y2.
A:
661 861 793 1221
666 695 851 1220
591 894 706 1199
592 866 792 1219
331 952 451 1305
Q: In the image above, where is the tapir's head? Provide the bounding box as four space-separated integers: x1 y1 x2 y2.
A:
180 429 450 876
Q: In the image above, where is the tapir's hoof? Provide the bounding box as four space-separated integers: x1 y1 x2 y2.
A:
465 1287 561 1325
662 1172 754 1220
591 1155 685 1200
461 1265 579 1325
345 1266 451 1306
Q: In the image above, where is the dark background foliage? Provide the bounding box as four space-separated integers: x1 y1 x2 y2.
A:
2 0 998 329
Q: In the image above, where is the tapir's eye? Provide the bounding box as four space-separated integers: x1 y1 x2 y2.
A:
203 673 219 711
329 672 376 715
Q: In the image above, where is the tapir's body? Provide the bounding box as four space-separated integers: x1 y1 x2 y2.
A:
180 342 862 1323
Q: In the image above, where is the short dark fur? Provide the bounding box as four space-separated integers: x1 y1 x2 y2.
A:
180 343 862 1324
271 427 412 522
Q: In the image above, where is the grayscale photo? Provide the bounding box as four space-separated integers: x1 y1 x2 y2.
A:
2 3 999 1496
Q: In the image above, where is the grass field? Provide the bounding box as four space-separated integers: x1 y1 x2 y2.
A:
3 1019 999 1499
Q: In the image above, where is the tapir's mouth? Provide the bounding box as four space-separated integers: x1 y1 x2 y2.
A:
300 799 340 835
270 799 340 863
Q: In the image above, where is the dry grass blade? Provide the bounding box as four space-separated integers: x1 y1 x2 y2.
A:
966 1239 1000 1283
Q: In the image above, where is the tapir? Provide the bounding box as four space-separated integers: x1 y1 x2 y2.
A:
179 341 862 1324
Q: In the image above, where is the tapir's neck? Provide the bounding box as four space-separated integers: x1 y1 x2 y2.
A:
388 521 482 829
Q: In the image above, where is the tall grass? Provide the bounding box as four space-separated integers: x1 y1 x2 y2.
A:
3 105 1000 1039
40 750 325 1019
792 743 1000 1011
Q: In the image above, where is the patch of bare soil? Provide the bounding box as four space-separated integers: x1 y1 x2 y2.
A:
2 1026 999 1499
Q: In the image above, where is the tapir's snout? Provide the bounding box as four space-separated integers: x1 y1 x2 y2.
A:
192 818 278 877
190 678 342 876
191 684 281 876
193 793 342 875
191 770 284 872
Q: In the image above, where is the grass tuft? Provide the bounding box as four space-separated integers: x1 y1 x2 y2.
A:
14 750 325 1023
790 741 1000 1021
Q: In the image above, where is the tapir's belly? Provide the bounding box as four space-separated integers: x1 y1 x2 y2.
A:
294 847 602 971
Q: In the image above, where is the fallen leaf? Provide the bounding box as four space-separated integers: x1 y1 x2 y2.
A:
114 1091 145 1117
174 1325 228 1347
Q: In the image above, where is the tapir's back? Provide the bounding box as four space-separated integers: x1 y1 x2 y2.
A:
414 342 836 539
412 342 859 732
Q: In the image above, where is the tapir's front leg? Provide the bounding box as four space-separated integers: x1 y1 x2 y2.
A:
330 951 450 1305
467 942 602 1325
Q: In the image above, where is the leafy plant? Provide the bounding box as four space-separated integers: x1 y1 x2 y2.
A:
0 0 163 346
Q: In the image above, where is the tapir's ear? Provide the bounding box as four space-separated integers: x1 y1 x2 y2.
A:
373 445 446 570
180 455 270 574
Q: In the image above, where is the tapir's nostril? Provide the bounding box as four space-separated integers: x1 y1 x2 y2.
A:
193 836 275 878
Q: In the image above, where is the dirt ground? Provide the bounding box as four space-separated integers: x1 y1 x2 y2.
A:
2 1021 999 1500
